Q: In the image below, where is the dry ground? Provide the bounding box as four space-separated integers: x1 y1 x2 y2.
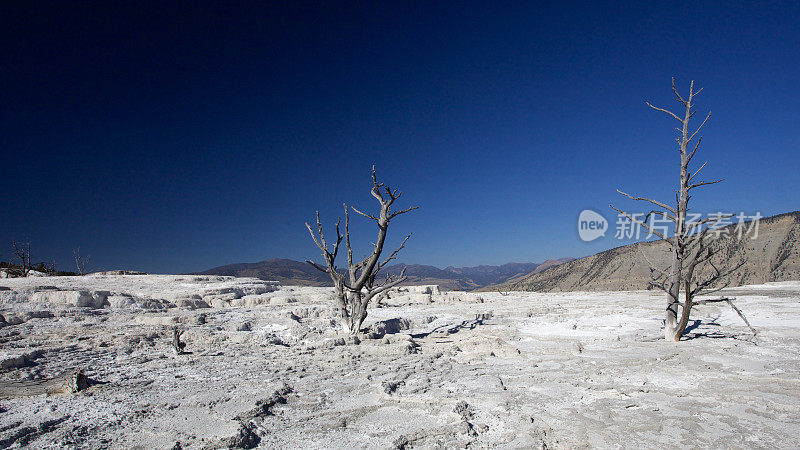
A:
1 276 798 448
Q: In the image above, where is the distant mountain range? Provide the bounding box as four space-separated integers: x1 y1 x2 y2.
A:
377 259 574 290
196 258 574 290
484 211 800 292
197 211 800 293
196 258 333 286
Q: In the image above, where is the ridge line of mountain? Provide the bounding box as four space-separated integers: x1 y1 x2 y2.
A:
196 258 575 290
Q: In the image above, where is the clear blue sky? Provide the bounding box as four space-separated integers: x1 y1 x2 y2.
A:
1 1 798 273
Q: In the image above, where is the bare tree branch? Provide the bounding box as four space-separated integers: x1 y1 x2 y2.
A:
616 190 677 215
73 247 90 276
366 274 408 300
687 161 708 184
688 179 725 190
12 240 32 277
691 259 745 297
379 233 412 270
389 205 419 220
609 205 667 240
685 213 734 234
638 248 671 293
671 77 687 104
351 206 378 221
697 297 756 337
305 260 328 273
688 111 711 142
687 136 702 164
305 215 324 251
646 102 683 122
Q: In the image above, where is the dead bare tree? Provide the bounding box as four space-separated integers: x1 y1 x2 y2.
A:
12 239 32 277
45 259 58 276
306 166 418 335
612 78 735 342
74 247 90 275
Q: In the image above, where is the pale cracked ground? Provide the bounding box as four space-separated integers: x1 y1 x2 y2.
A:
0 275 798 449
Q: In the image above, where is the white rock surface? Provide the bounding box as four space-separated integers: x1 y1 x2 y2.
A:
0 275 278 311
0 275 799 448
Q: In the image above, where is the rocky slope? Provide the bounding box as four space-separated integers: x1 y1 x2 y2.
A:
488 211 800 292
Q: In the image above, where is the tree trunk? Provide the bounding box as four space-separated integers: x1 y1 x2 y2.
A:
348 295 368 335
665 291 679 340
665 243 683 340
334 280 349 321
664 81 692 341
671 280 694 341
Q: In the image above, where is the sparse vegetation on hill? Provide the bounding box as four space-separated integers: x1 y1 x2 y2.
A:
489 211 800 293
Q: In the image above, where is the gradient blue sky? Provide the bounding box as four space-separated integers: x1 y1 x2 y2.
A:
1 1 798 273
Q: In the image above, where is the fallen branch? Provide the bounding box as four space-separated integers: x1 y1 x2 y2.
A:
694 296 757 337
0 370 89 399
